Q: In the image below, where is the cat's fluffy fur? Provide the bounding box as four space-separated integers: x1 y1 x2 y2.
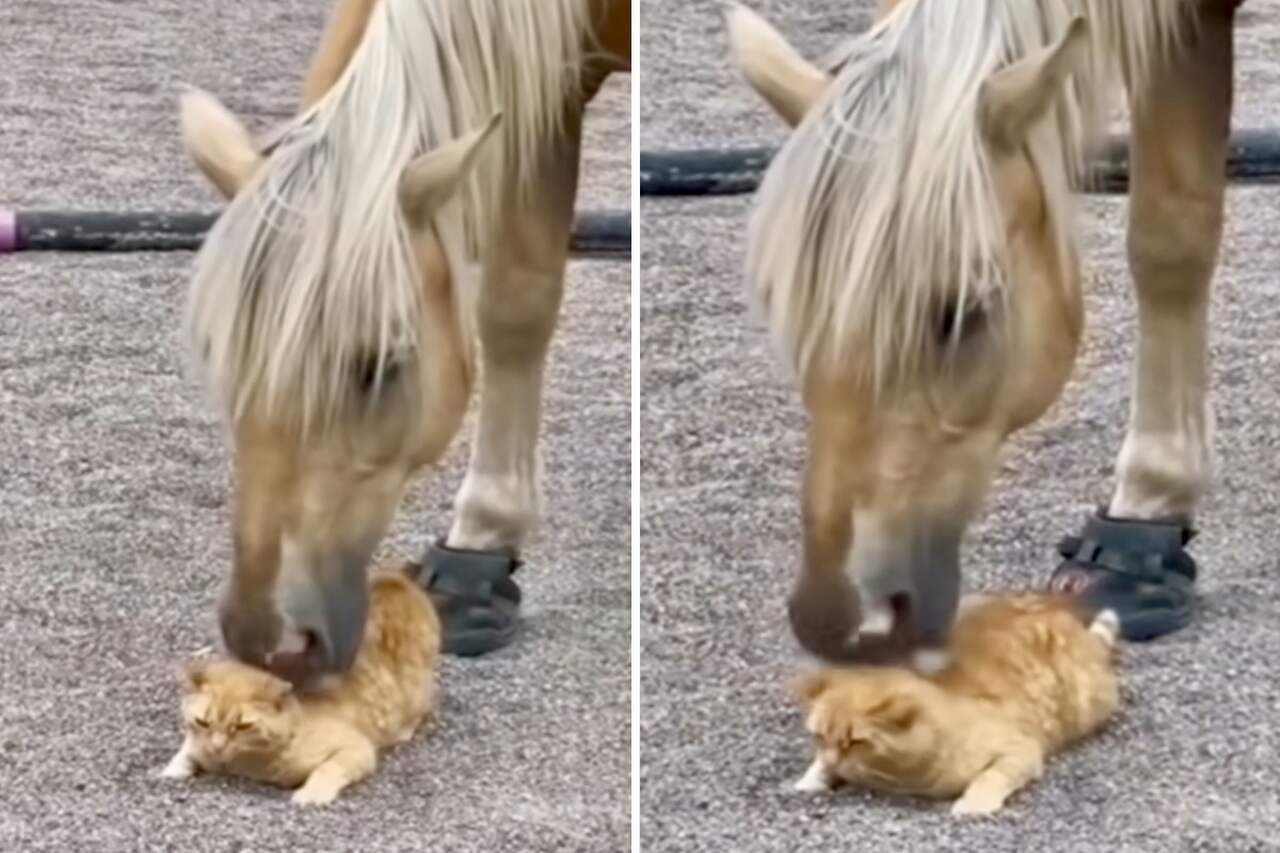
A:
792 595 1120 816
161 566 440 805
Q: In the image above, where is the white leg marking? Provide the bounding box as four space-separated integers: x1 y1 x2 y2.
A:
1111 172 1218 521
447 364 546 550
1110 413 1214 520
447 267 562 552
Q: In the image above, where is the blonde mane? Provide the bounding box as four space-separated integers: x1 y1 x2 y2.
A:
746 0 1192 394
188 0 592 429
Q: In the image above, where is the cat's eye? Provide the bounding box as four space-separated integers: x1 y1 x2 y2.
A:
192 718 209 729
234 721 254 732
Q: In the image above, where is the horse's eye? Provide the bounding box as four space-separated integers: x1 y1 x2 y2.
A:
938 300 986 344
356 353 403 394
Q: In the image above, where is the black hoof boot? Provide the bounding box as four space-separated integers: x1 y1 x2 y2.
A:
1050 509 1198 642
408 540 523 657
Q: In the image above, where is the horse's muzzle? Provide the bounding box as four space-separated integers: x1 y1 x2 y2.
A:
788 517 963 666
219 546 370 682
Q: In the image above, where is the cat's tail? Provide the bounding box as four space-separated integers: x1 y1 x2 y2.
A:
1088 609 1120 647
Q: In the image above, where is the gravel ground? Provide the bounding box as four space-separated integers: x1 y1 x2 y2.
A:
640 1 1280 851
0 3 630 851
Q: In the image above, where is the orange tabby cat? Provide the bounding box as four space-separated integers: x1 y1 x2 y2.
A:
160 566 440 806
792 595 1120 816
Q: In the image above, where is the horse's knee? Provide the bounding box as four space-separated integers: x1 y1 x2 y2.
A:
477 268 566 362
1127 190 1223 304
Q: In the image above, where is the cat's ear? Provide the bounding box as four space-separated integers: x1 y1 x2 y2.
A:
789 671 832 707
181 660 210 693
868 694 920 730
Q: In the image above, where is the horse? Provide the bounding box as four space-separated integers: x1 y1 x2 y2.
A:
179 0 629 677
726 0 1237 665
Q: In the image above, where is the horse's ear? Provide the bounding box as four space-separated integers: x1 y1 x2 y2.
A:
179 87 264 199
725 3 832 128
979 17 1090 152
399 113 503 228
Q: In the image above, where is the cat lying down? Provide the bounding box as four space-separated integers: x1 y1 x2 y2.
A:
161 565 440 806
792 594 1121 816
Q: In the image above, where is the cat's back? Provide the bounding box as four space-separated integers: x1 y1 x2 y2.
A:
937 595 1119 749
307 565 441 747
363 567 442 672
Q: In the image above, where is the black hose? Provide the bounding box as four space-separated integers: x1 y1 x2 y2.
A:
640 129 1280 197
6 128 1276 254
1 209 631 260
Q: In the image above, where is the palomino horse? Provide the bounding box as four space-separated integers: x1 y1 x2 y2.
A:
727 0 1237 665
180 0 629 676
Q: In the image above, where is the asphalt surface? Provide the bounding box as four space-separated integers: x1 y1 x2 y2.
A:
640 1 1280 851
0 3 630 851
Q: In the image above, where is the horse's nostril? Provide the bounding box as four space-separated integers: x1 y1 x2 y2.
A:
300 629 325 665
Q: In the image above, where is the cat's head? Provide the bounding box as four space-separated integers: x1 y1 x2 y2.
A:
179 659 300 766
791 667 942 788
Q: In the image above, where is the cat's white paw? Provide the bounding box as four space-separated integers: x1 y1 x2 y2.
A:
292 785 341 806
792 775 833 793
791 758 833 793
950 791 1005 817
159 754 197 780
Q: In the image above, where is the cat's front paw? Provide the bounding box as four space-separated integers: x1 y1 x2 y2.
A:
292 784 341 807
159 754 197 780
791 758 835 793
791 775 833 793
950 790 1006 817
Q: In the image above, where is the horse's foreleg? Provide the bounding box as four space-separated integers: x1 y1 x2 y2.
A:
1051 2 1234 640
1110 5 1233 520
302 0 380 108
421 119 582 656
447 241 571 553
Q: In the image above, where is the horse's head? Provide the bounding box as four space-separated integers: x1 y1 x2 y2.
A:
727 5 1092 664
179 90 499 679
